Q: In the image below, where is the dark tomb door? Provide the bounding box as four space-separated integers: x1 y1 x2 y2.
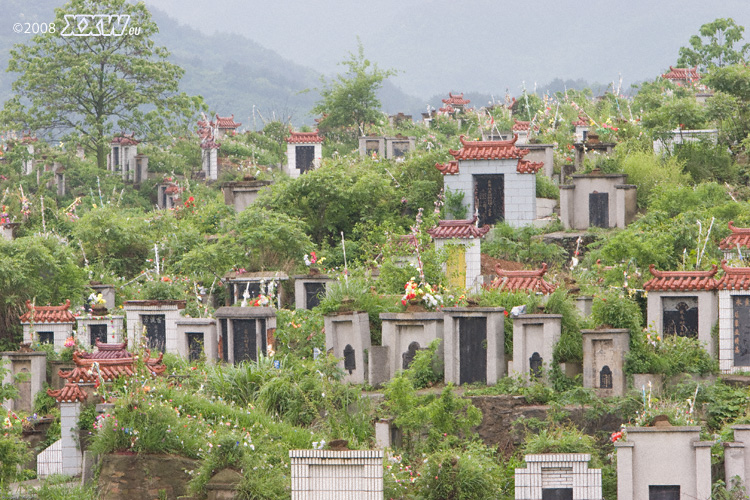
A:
141 314 166 352
233 319 257 363
38 332 53 344
344 344 356 374
530 352 543 378
220 319 228 361
663 297 698 338
600 365 613 389
402 341 421 370
542 489 573 500
296 146 315 173
365 140 380 156
649 485 680 500
304 282 326 310
392 141 409 158
187 332 204 361
459 317 487 384
230 282 261 305
90 324 108 346
734 296 750 366
589 192 609 228
473 175 504 226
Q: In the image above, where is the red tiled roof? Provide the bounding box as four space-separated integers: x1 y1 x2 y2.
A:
449 135 529 161
164 184 181 194
492 263 556 294
573 115 589 127
19 299 75 323
21 135 38 143
435 160 459 175
60 348 166 383
111 133 139 146
201 138 220 149
427 217 491 239
47 383 87 403
79 341 131 359
718 260 750 290
662 66 700 81
287 130 324 144
215 114 241 129
719 221 750 250
438 105 455 114
517 159 544 174
643 264 719 291
512 120 537 132
442 93 471 106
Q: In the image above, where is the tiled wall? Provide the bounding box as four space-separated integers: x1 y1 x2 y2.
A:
290 450 383 500
515 454 602 500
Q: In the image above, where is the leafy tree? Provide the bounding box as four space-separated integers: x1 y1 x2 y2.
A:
705 64 750 145
1 0 205 169
677 18 750 71
313 41 396 141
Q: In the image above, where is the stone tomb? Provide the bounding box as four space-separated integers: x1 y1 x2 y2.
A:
290 449 383 500
427 217 490 292
175 317 218 363
719 221 750 262
293 274 335 310
223 271 288 307
1 222 20 241
559 172 636 230
573 141 615 172
520 143 555 178
643 264 718 356
515 453 602 500
123 300 185 354
511 314 562 379
378 312 444 384
436 135 543 227
724 424 750 490
76 315 125 349
443 307 505 385
222 178 273 212
286 131 323 177
717 262 750 373
89 283 116 309
1 351 46 412
325 312 371 384
615 426 712 500
582 329 629 397
215 307 275 364
157 182 181 209
19 300 76 350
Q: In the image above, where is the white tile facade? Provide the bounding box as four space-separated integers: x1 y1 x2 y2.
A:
76 315 125 349
290 449 383 500
515 454 602 500
37 439 62 478
123 302 183 354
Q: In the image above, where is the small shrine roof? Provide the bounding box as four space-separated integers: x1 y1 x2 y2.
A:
662 66 700 81
59 346 166 383
438 105 455 114
517 159 544 174
573 115 589 127
215 114 241 129
512 120 537 132
427 217 491 239
719 221 750 250
643 264 719 291
449 135 529 161
492 263 556 294
442 92 471 106
287 130 324 144
200 138 220 149
111 133 139 146
19 299 75 324
47 383 87 403
718 260 750 291
435 160 459 175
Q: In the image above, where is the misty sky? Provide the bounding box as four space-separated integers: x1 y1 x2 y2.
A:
144 0 750 98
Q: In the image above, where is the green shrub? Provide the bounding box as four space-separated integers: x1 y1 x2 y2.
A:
418 442 503 500
590 291 642 335
405 339 443 389
536 173 559 200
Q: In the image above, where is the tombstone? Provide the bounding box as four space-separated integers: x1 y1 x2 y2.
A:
133 154 148 185
559 173 637 230
379 312 444 382
1 352 46 412
89 283 116 309
221 178 273 212
402 341 421 369
375 418 402 449
214 307 275 364
286 131 323 178
511 314 562 380
201 140 220 180
19 300 76 351
107 133 139 181
293 274 335 310
175 318 218 363
436 136 542 228
575 296 594 317
123 300 185 354
573 141 615 172
76 315 125 349
1 222 19 241
443 307 505 385
515 454 602 500
615 425 712 500
573 116 590 143
582 329 629 397
427 218 490 292
157 182 181 210
385 136 416 159
223 271 288 307
723 424 750 490
325 312 371 384
359 136 385 158
290 449 383 500
716 261 750 373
